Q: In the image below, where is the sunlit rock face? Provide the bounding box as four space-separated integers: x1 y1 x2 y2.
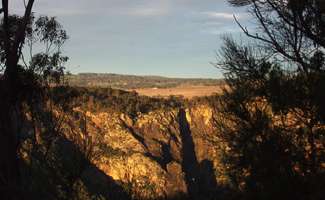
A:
70 103 226 199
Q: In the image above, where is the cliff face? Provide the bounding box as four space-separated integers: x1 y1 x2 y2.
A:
70 103 226 199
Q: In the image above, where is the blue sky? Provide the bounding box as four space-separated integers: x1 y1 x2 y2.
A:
12 0 251 78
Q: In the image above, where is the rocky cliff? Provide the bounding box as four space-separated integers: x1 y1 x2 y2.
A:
20 87 228 199
67 103 227 199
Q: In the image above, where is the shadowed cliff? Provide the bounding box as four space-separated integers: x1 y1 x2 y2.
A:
178 108 200 198
178 108 219 199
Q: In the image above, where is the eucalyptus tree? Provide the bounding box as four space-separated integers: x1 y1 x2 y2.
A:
0 1 68 198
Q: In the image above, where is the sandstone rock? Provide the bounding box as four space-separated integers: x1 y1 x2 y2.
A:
50 103 225 198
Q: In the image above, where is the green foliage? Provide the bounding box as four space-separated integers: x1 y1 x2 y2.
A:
27 15 69 84
215 36 325 200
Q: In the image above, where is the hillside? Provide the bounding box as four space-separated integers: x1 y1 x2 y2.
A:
66 73 224 90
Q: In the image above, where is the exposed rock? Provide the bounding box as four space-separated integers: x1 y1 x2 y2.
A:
22 99 225 199
68 104 225 199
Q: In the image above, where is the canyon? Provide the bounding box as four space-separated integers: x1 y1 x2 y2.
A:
19 87 229 199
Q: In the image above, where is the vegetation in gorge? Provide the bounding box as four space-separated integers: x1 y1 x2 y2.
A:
51 86 184 119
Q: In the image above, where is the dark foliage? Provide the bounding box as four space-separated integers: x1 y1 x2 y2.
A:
51 86 183 119
214 0 325 199
0 2 69 199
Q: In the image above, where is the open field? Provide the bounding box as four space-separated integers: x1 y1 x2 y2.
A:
67 73 223 90
131 85 223 98
67 73 224 98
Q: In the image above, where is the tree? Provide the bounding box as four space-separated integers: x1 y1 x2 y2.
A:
0 1 68 199
214 0 325 199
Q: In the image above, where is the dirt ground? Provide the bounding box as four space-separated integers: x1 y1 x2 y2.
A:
131 85 224 99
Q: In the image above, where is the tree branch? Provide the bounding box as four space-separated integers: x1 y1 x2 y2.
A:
13 0 35 61
2 0 10 56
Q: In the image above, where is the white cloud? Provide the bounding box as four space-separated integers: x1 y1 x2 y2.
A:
200 11 249 20
124 7 169 16
202 12 234 19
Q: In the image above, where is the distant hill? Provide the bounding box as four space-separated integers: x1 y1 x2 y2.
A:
66 73 224 89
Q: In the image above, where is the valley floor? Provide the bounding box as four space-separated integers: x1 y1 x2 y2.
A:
130 85 223 99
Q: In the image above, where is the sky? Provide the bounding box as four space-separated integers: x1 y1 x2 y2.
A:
11 0 252 78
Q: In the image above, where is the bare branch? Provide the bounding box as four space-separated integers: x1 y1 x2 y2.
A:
21 53 29 68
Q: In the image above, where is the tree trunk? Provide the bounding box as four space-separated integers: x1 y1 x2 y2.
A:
0 64 22 200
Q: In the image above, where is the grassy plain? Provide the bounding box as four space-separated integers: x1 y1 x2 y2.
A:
67 73 224 98
132 85 223 98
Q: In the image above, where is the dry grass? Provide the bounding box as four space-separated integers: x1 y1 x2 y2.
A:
130 85 224 99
